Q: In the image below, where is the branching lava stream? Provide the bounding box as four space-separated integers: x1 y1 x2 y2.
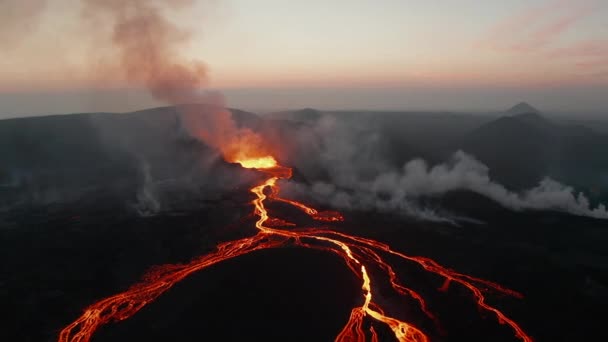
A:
59 156 533 342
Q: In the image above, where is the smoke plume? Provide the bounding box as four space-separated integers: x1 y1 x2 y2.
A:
287 151 608 220
83 0 271 161
2 0 271 214
283 116 608 221
133 159 161 216
83 0 205 103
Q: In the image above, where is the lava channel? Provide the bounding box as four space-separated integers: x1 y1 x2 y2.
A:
59 156 532 342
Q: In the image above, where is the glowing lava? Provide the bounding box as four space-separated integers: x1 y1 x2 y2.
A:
235 155 278 169
59 156 533 342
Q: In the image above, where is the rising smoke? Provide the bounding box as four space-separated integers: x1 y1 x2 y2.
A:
4 1 607 222
1 0 268 214
77 0 272 214
133 159 161 216
81 0 271 161
282 115 608 221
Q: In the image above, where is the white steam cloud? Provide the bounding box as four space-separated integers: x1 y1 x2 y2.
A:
133 160 161 216
282 116 608 221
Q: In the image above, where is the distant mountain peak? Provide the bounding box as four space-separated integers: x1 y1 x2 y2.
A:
291 108 322 121
507 102 541 115
295 107 320 114
514 111 544 121
512 111 555 130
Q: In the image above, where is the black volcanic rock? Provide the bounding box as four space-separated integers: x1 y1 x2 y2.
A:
266 108 323 123
123 103 262 129
0 105 265 211
460 106 608 191
512 112 552 130
2 104 608 342
228 108 263 129
291 107 322 122
435 190 511 219
460 115 556 189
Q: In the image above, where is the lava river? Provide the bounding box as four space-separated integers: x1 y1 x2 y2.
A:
58 157 533 342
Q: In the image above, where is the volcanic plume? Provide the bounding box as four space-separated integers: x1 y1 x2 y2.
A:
83 0 273 163
56 2 533 341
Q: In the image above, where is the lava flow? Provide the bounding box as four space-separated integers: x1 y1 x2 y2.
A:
59 155 533 342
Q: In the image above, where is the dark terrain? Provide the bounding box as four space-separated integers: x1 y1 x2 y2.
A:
1 104 607 341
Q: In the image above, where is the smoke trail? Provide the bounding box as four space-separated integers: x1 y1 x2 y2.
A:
2 0 272 212
286 151 608 220
133 159 161 216
281 116 608 220
83 0 206 103
83 0 272 161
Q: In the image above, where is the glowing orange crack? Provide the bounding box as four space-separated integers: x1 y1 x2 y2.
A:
59 156 533 342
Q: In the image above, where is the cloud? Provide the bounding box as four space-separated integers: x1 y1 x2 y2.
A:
477 0 594 53
0 0 48 48
548 41 608 59
476 0 608 81
281 116 608 221
133 159 161 216
285 151 608 221
548 40 608 74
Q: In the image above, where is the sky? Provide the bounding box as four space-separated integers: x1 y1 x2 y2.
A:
1 0 607 117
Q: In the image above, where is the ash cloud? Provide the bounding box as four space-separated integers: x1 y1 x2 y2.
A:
133 159 161 216
82 0 208 104
5 0 273 159
282 115 608 221
0 0 272 214
88 108 260 216
82 0 273 160
0 0 48 48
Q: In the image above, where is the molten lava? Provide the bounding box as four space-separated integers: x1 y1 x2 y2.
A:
235 156 278 169
59 156 533 342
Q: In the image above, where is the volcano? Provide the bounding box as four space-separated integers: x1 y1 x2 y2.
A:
506 102 541 116
3 106 608 342
58 156 532 342
4 0 608 341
